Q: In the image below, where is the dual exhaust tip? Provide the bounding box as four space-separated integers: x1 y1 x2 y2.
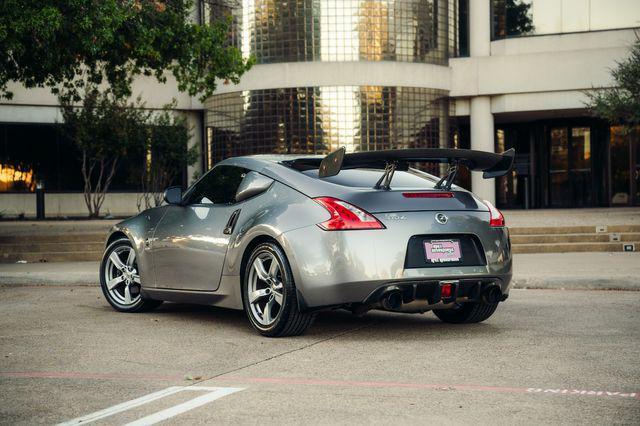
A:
380 283 503 312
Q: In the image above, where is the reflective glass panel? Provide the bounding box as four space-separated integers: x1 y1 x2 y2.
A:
204 86 452 168
204 0 462 64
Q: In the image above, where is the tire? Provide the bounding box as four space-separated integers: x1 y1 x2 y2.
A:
433 302 499 324
100 237 162 313
242 242 315 337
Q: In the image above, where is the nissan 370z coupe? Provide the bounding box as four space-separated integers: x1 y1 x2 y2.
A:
100 147 515 337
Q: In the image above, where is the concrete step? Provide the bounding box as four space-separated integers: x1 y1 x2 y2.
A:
0 242 104 253
512 242 636 254
511 233 640 244
509 225 640 236
0 233 105 244
0 251 102 263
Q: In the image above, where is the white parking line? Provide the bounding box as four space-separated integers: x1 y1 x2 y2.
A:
57 386 244 426
125 387 243 426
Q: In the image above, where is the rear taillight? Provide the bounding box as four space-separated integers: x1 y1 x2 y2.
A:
313 197 385 230
483 200 505 227
402 192 454 198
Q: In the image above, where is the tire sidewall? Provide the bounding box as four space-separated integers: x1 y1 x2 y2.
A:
242 242 296 335
100 238 145 312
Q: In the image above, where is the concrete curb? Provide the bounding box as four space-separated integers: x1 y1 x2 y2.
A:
512 277 640 291
1 272 639 291
0 273 98 287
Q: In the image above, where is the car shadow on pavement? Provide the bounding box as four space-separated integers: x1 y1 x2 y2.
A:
145 302 503 340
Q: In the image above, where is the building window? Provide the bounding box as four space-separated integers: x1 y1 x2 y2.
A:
0 123 165 193
0 123 82 192
204 86 453 168
492 0 640 40
456 0 469 57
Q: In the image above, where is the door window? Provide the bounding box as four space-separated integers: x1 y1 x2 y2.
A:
549 127 569 207
184 165 248 205
570 127 592 207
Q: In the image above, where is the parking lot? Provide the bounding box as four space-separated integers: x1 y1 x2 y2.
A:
1 284 639 424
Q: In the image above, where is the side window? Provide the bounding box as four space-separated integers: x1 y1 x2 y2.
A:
184 165 248 205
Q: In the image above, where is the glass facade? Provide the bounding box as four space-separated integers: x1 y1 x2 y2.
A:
492 0 640 40
204 0 465 64
204 86 453 169
201 1 465 171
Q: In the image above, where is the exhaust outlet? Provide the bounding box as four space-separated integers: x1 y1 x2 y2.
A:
381 290 403 311
482 285 503 304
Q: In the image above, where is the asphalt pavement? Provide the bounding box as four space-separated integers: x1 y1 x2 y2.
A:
0 284 638 424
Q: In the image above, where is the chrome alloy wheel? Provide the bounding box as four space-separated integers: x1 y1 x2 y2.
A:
104 246 141 307
247 252 285 326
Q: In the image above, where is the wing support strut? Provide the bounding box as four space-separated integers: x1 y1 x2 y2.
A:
434 161 459 191
373 161 397 190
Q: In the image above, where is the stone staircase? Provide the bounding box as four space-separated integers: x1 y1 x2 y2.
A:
0 222 638 263
510 225 640 254
0 233 105 263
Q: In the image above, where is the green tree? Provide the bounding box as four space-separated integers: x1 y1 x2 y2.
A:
505 0 535 36
136 104 199 210
0 0 252 102
587 34 640 127
493 0 535 38
60 88 151 217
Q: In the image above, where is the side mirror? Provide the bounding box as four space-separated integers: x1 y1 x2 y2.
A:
163 186 183 205
235 172 273 203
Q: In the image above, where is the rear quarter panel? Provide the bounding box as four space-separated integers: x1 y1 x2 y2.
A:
223 181 329 276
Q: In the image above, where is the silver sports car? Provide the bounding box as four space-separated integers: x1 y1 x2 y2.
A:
100 148 515 336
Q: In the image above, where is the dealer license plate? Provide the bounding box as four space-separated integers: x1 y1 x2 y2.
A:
424 239 461 263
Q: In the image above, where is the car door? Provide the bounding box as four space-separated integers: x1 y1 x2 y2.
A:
150 165 248 291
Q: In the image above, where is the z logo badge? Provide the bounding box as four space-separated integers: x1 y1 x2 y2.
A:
435 213 448 225
385 213 406 220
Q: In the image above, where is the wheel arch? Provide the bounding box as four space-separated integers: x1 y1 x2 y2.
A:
106 231 129 248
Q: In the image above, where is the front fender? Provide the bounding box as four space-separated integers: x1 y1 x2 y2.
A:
104 207 168 288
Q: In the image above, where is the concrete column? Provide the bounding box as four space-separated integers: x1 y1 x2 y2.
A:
470 96 496 203
185 111 204 185
469 0 491 57
468 0 495 203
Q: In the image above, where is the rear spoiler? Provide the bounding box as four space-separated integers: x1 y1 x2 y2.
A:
316 147 515 179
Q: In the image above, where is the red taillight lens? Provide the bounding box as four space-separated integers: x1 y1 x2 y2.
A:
402 192 454 198
313 197 385 230
484 200 505 227
440 283 452 298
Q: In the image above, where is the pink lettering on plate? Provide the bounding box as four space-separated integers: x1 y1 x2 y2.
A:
424 240 461 263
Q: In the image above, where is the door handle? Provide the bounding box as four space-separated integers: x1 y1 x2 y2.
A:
223 209 241 235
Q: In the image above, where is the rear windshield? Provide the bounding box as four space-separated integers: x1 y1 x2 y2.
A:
302 168 437 189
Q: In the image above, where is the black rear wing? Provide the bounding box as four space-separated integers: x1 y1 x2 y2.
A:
314 147 515 179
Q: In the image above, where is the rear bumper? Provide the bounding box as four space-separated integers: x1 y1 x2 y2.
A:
280 212 512 309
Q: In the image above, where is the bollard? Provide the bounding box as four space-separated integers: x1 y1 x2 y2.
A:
36 180 45 220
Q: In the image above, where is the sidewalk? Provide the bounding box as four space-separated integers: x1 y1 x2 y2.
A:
503 207 640 227
512 252 640 290
1 252 638 290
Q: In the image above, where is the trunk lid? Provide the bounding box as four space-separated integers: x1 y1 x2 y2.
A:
342 189 488 214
